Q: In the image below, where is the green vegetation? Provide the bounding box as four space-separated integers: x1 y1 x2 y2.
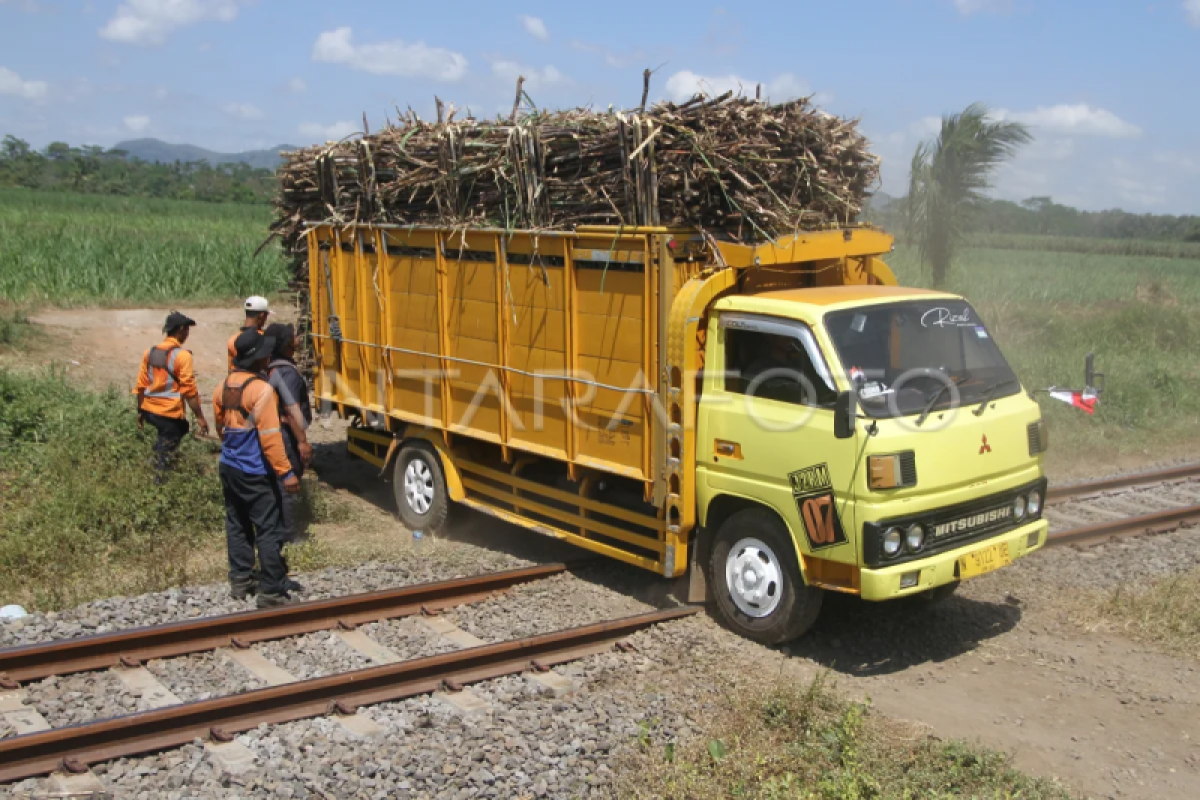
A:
889 243 1200 472
869 195 1200 245
0 188 290 306
1076 569 1200 658
0 308 32 347
620 674 1069 799
0 135 275 203
905 103 1032 287
967 232 1200 260
0 367 225 609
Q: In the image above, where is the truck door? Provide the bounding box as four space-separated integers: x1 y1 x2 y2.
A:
700 313 861 568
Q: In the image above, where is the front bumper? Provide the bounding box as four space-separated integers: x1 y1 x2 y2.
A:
859 518 1048 601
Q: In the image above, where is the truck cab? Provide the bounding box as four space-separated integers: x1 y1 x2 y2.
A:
696 285 1048 643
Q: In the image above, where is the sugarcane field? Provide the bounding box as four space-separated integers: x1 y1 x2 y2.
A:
3 4 1200 799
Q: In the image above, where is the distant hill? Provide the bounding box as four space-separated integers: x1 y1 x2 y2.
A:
112 139 297 170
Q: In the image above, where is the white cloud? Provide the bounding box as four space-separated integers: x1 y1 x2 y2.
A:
664 70 819 103
520 15 548 41
298 120 358 142
1186 0 1200 26
995 104 1142 138
0 66 47 99
223 102 263 121
286 77 307 94
952 0 1011 15
100 0 243 46
123 115 150 133
312 27 467 82
490 60 568 91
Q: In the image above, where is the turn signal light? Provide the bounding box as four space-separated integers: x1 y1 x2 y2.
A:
869 452 917 490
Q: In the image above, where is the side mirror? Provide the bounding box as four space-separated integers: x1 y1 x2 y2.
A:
834 390 857 439
1085 352 1105 395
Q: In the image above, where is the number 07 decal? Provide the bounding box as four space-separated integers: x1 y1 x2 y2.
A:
788 463 847 549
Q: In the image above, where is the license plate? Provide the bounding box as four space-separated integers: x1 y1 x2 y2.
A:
957 541 1012 580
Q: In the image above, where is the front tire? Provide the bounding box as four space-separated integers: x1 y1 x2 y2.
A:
709 507 823 645
393 442 450 534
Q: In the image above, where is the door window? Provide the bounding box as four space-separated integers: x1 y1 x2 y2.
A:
722 315 837 407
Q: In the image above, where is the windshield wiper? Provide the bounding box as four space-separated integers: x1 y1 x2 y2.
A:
972 379 1017 417
915 382 954 427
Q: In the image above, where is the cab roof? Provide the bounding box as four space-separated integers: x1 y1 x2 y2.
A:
720 285 959 316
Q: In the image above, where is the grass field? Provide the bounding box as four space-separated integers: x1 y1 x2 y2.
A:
0 188 290 306
620 673 1069 799
888 243 1200 475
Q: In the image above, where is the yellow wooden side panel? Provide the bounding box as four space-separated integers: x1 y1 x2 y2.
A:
574 263 648 478
382 231 443 426
506 238 570 459
357 233 385 412
445 238 502 442
309 230 339 403
333 229 364 408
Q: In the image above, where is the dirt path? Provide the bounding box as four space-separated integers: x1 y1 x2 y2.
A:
790 540 1200 799
13 307 291 400
10 308 1200 799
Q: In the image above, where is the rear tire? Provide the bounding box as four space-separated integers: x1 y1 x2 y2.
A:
393 442 450 535
709 507 823 645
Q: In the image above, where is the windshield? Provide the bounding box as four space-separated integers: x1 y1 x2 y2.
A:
824 300 1020 419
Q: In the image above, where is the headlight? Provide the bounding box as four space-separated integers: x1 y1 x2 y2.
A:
905 524 925 553
1013 495 1027 520
882 527 903 557
1027 489 1042 517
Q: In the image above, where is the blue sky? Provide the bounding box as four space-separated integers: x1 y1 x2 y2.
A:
1 0 1198 213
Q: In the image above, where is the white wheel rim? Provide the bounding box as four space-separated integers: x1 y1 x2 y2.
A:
725 537 783 618
403 458 434 515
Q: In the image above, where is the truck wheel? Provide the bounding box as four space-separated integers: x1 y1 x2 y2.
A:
709 508 823 645
394 442 450 534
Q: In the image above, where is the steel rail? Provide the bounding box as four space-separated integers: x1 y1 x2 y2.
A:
1047 463 1200 504
1047 503 1200 548
0 607 697 784
0 563 574 684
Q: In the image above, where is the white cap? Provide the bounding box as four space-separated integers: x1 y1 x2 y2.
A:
244 295 271 313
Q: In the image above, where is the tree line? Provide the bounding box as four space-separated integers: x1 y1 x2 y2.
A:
0 136 275 204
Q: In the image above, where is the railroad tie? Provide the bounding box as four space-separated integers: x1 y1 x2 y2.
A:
219 647 383 738
110 664 182 710
1 688 108 796
415 617 495 714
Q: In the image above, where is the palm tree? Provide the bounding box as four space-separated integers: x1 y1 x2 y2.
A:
906 103 1032 287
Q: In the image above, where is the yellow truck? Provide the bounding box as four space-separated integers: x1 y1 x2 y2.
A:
307 222 1049 643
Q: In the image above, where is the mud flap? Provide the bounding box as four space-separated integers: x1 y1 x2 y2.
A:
684 527 714 604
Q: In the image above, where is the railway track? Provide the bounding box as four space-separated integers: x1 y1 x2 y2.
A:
3 464 1199 790
0 564 696 787
1046 463 1200 548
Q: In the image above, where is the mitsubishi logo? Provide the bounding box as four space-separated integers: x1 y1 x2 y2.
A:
979 434 992 455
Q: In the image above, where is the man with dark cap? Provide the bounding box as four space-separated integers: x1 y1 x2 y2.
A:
265 322 313 544
226 295 271 372
214 329 300 607
134 311 209 482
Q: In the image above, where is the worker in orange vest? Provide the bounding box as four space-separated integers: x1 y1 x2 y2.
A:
134 311 209 483
226 295 272 372
215 330 301 607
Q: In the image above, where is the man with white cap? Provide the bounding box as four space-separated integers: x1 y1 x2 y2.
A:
227 295 271 372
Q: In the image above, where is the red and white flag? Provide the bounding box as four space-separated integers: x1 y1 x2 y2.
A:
1048 389 1098 415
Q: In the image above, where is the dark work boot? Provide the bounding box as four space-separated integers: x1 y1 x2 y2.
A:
255 592 295 609
230 578 257 600
284 577 304 594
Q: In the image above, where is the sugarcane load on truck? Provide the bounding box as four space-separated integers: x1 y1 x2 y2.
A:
271 90 1070 644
